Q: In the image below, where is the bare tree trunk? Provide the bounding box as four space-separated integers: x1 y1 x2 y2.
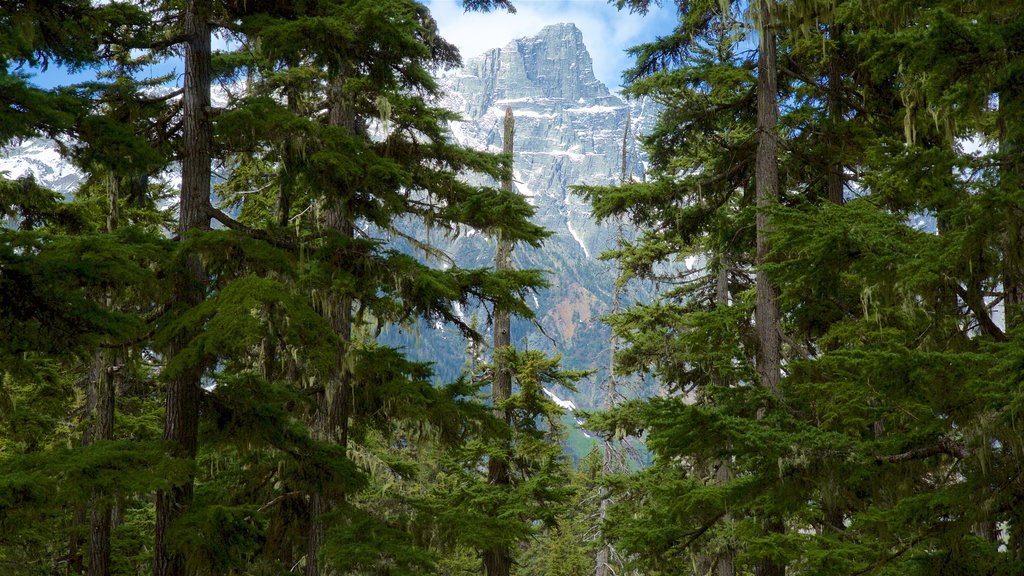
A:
277 66 300 228
713 260 735 576
484 107 515 576
999 82 1024 557
755 2 785 575
155 3 212 575
595 111 633 576
305 283 351 576
70 358 101 575
755 0 782 399
305 492 326 576
81 175 124 576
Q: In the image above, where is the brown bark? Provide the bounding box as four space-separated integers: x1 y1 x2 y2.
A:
277 69 301 228
755 3 785 575
107 175 120 232
70 356 100 574
88 500 112 576
155 3 212 575
306 492 327 576
84 174 124 576
305 295 351 576
714 262 736 576
755 0 782 399
483 107 515 576
87 348 119 576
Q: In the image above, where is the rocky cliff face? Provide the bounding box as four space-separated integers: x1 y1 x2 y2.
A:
439 23 654 265
411 23 655 407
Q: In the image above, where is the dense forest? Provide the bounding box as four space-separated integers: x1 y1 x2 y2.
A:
2 1 1024 575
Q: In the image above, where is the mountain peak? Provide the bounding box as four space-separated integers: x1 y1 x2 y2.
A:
447 22 610 112
438 21 655 268
534 22 584 40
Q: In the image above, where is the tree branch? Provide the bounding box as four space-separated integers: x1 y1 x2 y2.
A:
204 203 300 250
950 280 1007 342
878 436 968 464
140 88 184 105
148 32 190 53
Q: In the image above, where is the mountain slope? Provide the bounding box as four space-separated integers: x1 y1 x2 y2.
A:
394 23 656 407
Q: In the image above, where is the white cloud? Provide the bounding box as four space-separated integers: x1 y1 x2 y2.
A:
425 0 675 90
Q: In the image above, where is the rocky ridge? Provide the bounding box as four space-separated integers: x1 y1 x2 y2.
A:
416 23 655 406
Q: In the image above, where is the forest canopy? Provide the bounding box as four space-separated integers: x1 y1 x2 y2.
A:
3 1 1024 576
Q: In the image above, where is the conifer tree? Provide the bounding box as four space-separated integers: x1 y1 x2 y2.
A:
149 3 217 573
485 106 517 576
585 1 1024 574
147 1 545 573
1 5 172 574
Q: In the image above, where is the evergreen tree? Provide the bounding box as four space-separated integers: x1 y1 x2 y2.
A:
585 0 1024 574
4 1 562 575
485 106 517 576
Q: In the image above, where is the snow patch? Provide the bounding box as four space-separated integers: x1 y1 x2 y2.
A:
519 150 589 162
507 109 558 120
542 387 578 411
542 387 592 438
495 97 539 105
513 170 536 205
566 219 591 258
566 105 621 114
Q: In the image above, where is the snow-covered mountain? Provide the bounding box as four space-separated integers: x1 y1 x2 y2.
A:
438 22 655 263
0 138 82 196
410 23 656 407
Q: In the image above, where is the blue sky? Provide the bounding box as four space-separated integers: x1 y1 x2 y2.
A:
425 0 676 89
27 0 676 92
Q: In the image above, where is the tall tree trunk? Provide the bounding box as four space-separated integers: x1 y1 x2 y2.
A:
88 349 118 576
306 78 357 576
825 25 845 207
755 0 782 398
755 2 785 575
714 257 736 576
1001 84 1024 331
1000 83 1024 558
306 489 326 576
155 3 212 575
483 107 515 576
71 358 101 575
87 176 122 576
306 250 352 576
277 64 301 228
595 112 631 576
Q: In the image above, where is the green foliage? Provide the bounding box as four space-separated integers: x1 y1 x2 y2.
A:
585 0 1024 574
2 0 562 571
